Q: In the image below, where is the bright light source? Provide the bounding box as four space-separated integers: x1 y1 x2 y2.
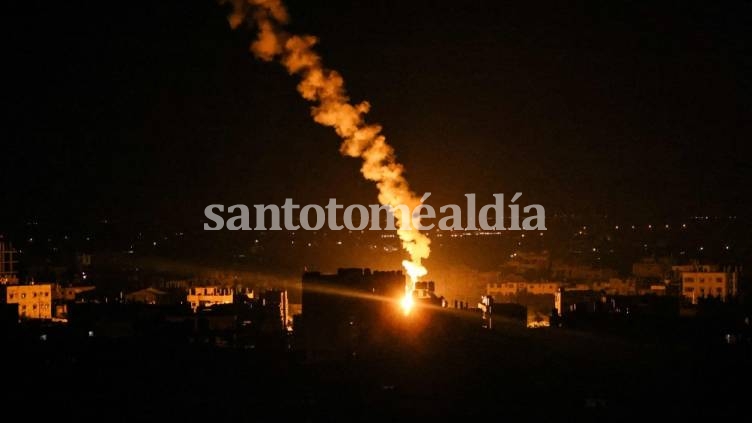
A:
400 293 414 315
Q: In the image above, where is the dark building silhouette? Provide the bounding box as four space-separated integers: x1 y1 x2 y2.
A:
299 268 405 359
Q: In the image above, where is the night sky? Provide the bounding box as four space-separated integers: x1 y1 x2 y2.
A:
4 0 751 230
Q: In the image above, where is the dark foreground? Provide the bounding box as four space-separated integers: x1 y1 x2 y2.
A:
3 315 750 422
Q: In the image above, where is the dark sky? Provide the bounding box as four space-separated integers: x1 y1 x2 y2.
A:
3 0 751 229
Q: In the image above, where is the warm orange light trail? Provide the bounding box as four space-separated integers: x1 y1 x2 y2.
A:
228 0 432 308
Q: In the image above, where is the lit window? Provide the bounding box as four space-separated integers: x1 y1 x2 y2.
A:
21 293 26 299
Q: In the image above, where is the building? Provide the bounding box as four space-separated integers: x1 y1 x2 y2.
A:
592 278 637 296
50 285 96 318
2 284 53 319
0 241 18 285
187 286 234 311
53 285 96 302
487 282 518 297
487 281 560 297
125 287 168 305
428 265 496 307
491 278 637 301
671 263 719 280
524 282 560 295
300 268 405 358
554 285 600 316
414 280 440 300
487 281 560 327
681 270 738 304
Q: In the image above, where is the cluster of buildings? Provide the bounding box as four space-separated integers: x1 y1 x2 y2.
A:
0 242 295 342
2 240 298 320
483 252 742 327
0 280 295 325
0 283 99 320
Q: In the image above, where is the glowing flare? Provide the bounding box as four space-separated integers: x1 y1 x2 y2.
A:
400 293 414 315
227 0 432 302
400 259 426 316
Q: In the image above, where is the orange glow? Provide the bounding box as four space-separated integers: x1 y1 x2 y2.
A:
402 260 427 282
400 292 414 315
400 260 425 316
234 1 434 312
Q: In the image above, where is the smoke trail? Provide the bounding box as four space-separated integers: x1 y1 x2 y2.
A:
225 0 430 291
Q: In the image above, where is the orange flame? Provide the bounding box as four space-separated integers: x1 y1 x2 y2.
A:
400 260 427 315
399 293 414 316
227 0 431 305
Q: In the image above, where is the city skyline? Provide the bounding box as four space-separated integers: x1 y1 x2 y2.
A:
1 2 750 420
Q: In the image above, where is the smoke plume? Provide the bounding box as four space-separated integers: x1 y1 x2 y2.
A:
225 0 430 291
